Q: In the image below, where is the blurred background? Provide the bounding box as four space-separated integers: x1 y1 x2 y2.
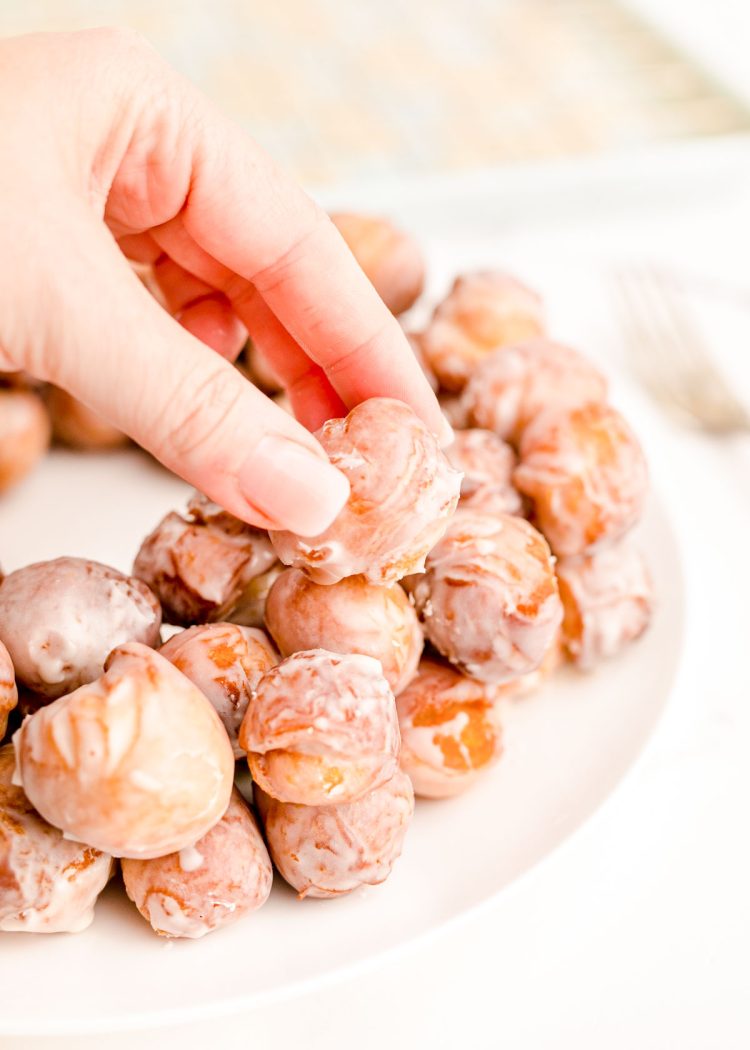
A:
1 0 748 188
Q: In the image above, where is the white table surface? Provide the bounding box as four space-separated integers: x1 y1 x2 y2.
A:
7 139 750 1049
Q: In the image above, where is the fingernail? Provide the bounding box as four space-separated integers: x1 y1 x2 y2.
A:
238 434 350 536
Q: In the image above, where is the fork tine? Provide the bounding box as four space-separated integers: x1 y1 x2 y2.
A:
640 267 750 426
619 268 713 407
611 266 750 433
612 269 698 410
635 267 719 376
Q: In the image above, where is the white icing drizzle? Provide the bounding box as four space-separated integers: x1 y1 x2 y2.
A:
270 399 461 585
411 511 562 683
178 846 204 872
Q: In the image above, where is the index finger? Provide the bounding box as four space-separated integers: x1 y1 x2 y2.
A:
179 107 450 442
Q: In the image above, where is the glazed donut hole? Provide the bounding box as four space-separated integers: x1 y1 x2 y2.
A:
330 212 425 316
406 511 563 684
0 388 51 494
445 428 524 517
256 768 414 899
462 338 608 446
0 640 18 740
264 569 423 695
0 375 135 490
160 622 278 757
12 642 235 859
239 649 400 806
121 787 272 938
513 401 649 558
396 658 503 799
44 386 128 451
0 557 161 699
556 543 653 670
418 271 546 392
270 398 461 586
0 746 114 933
133 492 279 627
486 630 564 708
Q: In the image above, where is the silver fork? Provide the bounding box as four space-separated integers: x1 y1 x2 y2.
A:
611 266 750 434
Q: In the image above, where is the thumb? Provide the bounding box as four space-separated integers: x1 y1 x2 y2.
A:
21 213 350 535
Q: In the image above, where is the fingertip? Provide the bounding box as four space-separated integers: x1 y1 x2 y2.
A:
237 433 350 536
178 296 247 360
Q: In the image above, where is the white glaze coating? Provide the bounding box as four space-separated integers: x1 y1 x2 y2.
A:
0 639 18 738
13 643 235 858
0 746 113 933
556 543 653 669
257 769 414 898
419 271 546 391
0 558 161 699
493 633 564 701
133 494 278 626
270 398 461 586
445 428 524 517
407 511 563 683
122 789 272 938
178 846 204 872
396 659 504 798
265 569 423 694
331 213 425 316
160 623 278 757
239 649 400 805
513 402 648 557
462 339 607 445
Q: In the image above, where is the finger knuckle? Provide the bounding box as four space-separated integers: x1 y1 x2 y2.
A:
250 204 328 295
325 320 392 378
159 365 244 461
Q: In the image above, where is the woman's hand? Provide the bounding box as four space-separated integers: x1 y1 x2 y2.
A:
0 29 448 534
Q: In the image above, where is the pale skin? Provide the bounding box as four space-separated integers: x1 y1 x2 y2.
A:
0 29 449 535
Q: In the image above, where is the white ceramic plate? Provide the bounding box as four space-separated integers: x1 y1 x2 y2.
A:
0 466 683 1038
0 168 690 1035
